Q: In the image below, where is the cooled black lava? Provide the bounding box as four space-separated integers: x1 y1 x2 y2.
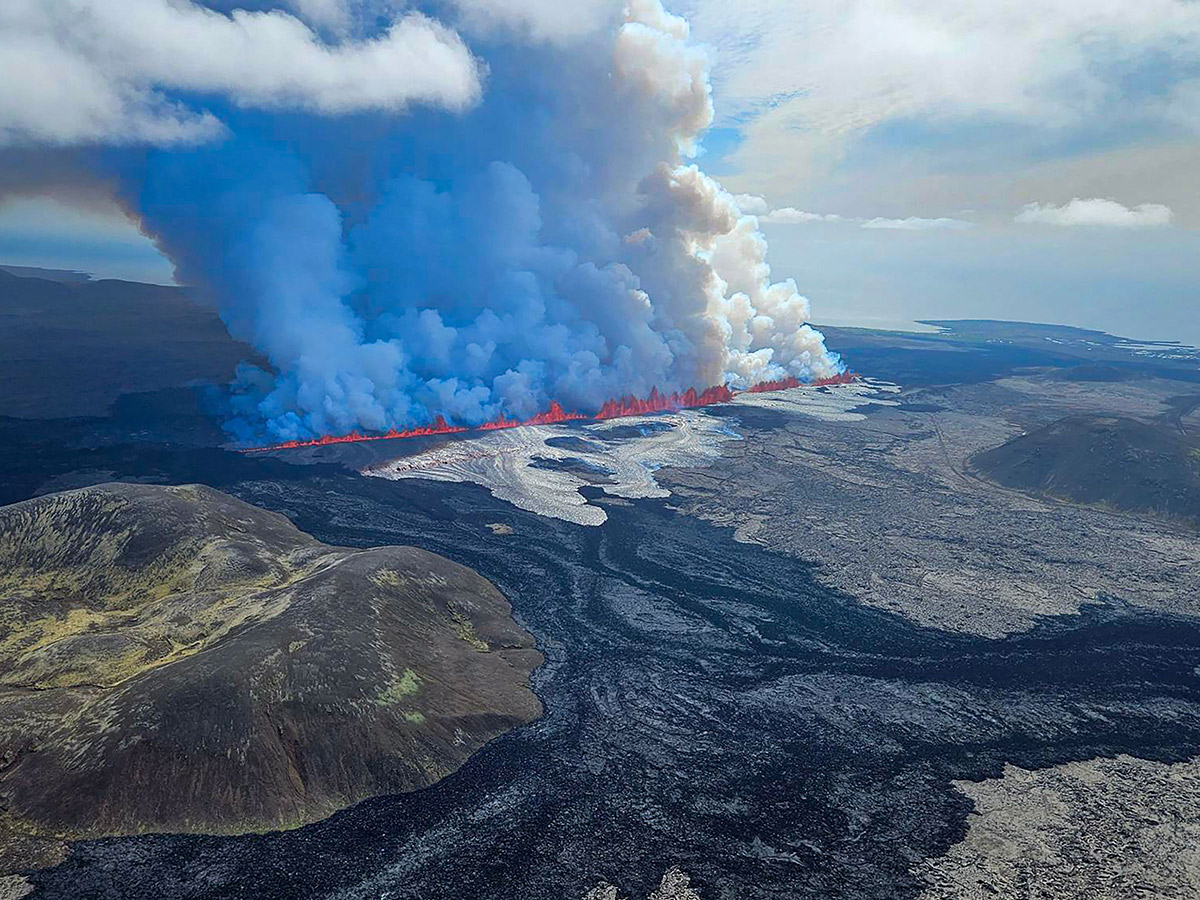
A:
26 451 1200 900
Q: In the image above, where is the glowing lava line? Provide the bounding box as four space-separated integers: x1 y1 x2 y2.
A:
243 415 468 452
242 373 858 452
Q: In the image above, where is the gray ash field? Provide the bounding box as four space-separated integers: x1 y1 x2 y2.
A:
5 308 1200 899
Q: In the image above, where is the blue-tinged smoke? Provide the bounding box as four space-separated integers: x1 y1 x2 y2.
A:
101 0 843 443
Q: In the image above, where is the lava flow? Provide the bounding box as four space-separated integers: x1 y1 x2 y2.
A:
248 414 468 452
747 371 857 393
478 401 588 431
595 384 735 419
243 373 858 452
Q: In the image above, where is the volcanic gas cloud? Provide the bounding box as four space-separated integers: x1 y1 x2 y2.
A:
4 0 846 445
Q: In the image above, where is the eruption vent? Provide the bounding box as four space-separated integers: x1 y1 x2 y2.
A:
597 385 734 419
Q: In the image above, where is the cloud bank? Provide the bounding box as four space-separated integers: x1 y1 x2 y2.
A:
686 0 1200 192
861 216 972 231
764 207 846 225
1015 198 1174 228
0 0 480 145
733 196 969 229
0 0 842 442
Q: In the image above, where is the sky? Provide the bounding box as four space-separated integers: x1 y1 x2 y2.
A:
677 0 1200 343
0 196 175 284
0 0 1196 349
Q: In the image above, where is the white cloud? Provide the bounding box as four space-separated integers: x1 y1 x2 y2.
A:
1015 198 1173 228
732 193 770 214
742 201 967 228
861 216 973 230
683 0 1200 193
282 0 353 31
0 0 481 146
763 207 845 224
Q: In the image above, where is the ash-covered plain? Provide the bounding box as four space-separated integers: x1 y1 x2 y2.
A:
5 318 1200 899
663 370 1200 638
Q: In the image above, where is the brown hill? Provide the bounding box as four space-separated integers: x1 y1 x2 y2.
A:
0 483 541 871
970 415 1200 525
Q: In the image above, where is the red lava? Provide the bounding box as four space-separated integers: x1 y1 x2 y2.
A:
244 373 858 453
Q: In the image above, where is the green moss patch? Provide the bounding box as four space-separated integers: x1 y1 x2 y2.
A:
376 667 421 705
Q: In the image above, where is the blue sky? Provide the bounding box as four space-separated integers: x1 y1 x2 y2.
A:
762 222 1200 343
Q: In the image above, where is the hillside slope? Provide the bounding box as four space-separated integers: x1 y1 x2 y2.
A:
0 483 541 869
970 415 1200 525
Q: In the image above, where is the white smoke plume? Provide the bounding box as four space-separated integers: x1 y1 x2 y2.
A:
613 3 839 390
0 0 843 442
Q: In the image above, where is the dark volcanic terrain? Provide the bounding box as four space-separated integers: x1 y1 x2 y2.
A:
0 269 251 420
971 414 1200 525
3 277 1200 900
0 483 541 873
3 444 1199 900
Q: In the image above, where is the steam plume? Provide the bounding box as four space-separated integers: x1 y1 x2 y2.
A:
1 0 843 442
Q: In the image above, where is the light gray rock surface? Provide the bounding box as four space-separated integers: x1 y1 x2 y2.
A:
917 755 1200 899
